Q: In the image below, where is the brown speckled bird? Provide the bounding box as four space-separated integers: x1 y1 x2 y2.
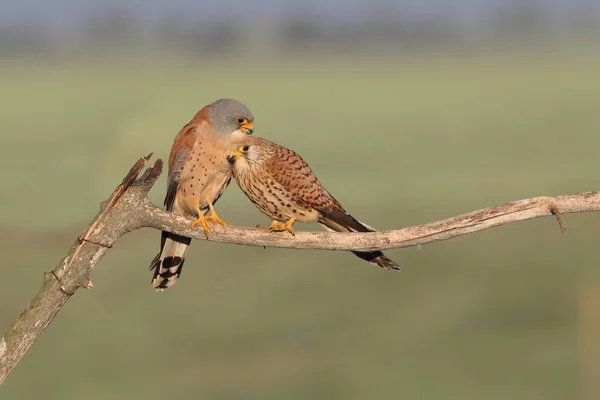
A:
227 136 399 270
150 98 254 289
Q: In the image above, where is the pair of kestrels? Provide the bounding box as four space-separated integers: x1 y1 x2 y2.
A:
150 98 399 289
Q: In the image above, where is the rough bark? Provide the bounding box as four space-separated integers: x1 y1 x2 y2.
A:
1 154 598 384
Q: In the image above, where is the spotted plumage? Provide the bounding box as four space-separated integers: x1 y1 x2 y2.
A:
149 98 254 289
228 137 399 270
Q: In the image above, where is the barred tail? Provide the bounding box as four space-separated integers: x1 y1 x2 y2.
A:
318 209 400 271
149 231 191 290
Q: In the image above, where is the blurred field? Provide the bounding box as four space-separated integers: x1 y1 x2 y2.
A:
1 52 599 399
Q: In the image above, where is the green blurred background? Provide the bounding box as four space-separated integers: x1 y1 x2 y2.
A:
1 2 600 399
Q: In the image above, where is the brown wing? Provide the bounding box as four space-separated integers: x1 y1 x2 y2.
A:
265 144 343 214
164 117 205 210
265 142 376 233
150 108 212 288
262 141 400 272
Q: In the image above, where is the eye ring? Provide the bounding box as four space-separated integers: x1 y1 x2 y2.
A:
241 145 250 152
237 117 247 125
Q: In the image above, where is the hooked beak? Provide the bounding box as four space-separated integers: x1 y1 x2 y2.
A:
227 148 243 164
240 121 254 135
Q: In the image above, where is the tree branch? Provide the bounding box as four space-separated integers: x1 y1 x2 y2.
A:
1 154 599 384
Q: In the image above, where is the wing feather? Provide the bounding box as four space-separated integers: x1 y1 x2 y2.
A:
164 123 199 211
265 145 342 214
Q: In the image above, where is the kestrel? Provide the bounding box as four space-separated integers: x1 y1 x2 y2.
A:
150 98 254 289
227 137 399 270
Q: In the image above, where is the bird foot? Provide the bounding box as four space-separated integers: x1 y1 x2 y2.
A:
205 213 228 228
191 214 211 237
192 204 227 237
268 218 296 236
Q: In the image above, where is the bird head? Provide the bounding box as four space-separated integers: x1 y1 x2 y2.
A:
227 137 272 168
227 144 250 165
207 98 254 136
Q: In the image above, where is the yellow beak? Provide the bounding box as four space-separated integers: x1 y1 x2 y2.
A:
240 121 254 135
228 148 243 164
231 148 242 158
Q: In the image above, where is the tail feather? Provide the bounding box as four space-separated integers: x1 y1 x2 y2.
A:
319 209 400 271
150 231 191 290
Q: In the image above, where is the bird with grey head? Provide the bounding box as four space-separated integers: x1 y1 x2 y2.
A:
149 97 255 290
207 98 254 136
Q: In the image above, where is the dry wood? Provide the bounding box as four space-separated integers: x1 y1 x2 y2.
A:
1 154 598 384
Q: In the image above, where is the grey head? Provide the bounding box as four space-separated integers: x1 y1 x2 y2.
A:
207 98 254 135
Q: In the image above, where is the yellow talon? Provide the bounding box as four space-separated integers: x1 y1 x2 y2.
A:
268 217 296 236
205 202 227 227
206 214 227 227
191 213 211 237
192 203 227 237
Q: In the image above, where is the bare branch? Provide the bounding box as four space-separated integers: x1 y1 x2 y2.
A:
140 192 600 251
0 155 159 384
1 154 599 384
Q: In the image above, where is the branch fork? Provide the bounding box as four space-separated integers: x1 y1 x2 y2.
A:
1 154 599 384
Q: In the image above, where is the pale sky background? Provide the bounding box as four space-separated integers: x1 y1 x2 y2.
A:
0 0 594 27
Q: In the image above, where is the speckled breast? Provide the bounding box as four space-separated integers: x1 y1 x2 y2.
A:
237 168 319 223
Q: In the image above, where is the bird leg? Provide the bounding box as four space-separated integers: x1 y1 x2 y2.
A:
267 217 296 236
255 222 277 230
192 203 227 237
191 208 211 237
205 202 228 228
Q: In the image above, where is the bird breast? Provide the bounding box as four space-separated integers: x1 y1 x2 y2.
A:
234 161 320 223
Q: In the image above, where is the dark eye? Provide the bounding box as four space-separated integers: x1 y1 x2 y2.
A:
242 145 250 151
237 117 246 124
